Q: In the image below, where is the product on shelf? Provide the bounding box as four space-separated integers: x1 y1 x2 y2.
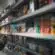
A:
26 38 38 52
40 16 44 34
36 18 40 33
10 23 26 33
17 23 26 33
2 15 13 25
8 35 13 42
48 0 55 4
18 36 23 45
10 24 17 33
17 7 24 17
26 19 35 33
39 45 51 55
2 15 12 25
17 2 29 17
34 0 39 10
28 42 37 51
28 0 39 13
29 0 35 12
7 15 13 22
23 5 29 15
1 10 6 17
40 15 51 34
39 0 49 8
5 17 9 24
51 15 55 35
39 45 44 55
1 20 5 25
0 27 6 33
14 36 19 43
5 25 11 33
15 47 20 52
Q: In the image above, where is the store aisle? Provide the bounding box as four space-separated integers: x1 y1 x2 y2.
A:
0 51 7 55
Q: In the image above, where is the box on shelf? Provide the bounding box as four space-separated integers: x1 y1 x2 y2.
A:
10 24 17 33
23 5 29 15
7 15 13 22
0 27 5 33
51 15 55 35
10 22 26 33
16 23 26 33
39 0 53 8
5 25 11 33
40 15 51 34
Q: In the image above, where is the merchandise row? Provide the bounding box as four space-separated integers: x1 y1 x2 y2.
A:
0 0 55 25
5 35 55 55
0 14 55 35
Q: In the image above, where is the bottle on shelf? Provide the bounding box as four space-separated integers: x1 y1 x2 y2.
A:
23 5 29 15
29 0 35 12
36 18 40 33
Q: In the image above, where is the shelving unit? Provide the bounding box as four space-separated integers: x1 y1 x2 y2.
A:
0 0 23 21
14 44 40 55
0 32 55 39
0 3 55 27
0 0 55 55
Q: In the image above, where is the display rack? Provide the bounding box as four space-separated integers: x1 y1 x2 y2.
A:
0 0 55 55
14 44 40 55
0 0 23 21
0 3 55 27
0 32 55 39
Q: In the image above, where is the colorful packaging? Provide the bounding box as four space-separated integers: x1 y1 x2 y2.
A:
48 0 55 4
10 24 17 33
36 18 40 33
17 23 26 33
29 0 35 12
23 5 28 15
51 16 55 35
44 18 51 34
34 18 40 33
40 16 44 34
40 15 51 34
39 0 49 8
48 0 52 4
6 25 11 33
8 15 13 22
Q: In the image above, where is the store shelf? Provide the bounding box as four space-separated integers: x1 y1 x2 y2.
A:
0 10 11 21
0 32 55 39
0 3 55 27
0 32 11 35
12 33 55 39
12 0 23 9
4 47 13 53
15 45 40 55
0 22 10 27
0 0 23 21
